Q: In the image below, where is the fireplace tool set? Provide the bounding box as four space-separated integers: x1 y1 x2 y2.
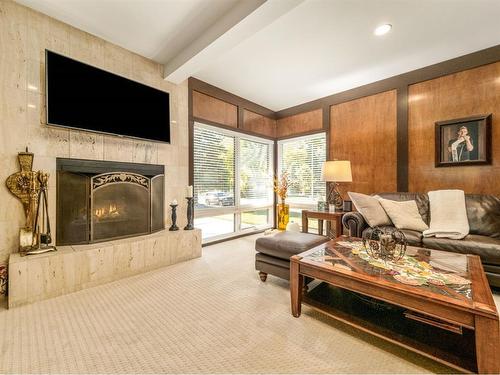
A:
6 149 56 256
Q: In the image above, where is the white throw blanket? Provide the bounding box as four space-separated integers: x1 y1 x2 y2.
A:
423 190 469 240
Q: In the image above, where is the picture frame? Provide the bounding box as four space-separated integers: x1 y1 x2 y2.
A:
317 201 328 212
435 114 492 167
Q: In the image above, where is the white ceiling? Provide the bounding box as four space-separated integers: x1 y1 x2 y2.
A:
16 0 500 111
15 0 244 62
194 0 500 111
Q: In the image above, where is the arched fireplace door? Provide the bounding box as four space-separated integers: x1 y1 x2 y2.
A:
92 172 150 242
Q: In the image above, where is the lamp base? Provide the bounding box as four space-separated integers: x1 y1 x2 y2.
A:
327 182 344 211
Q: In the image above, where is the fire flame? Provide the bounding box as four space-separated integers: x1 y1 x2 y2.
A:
94 203 119 218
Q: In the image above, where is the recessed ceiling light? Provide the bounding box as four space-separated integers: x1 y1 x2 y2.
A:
374 24 392 36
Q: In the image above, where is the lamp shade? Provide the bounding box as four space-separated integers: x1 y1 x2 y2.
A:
321 160 352 182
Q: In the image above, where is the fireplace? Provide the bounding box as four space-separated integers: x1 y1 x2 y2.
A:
56 158 164 245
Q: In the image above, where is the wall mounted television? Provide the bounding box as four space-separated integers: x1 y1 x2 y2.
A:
46 50 170 143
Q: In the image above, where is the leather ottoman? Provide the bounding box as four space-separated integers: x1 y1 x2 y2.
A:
255 231 328 281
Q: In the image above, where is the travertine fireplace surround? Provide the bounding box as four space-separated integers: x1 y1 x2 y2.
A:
0 1 201 306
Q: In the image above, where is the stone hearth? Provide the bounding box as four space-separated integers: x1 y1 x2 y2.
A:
8 229 201 308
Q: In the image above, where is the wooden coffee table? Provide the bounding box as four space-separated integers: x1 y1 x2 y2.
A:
290 237 499 373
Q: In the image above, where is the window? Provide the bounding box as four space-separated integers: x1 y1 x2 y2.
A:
241 209 269 230
194 214 235 239
193 123 273 242
278 133 327 207
194 126 235 210
278 133 326 233
240 139 273 207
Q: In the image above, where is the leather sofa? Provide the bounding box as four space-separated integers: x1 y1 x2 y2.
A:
342 192 500 288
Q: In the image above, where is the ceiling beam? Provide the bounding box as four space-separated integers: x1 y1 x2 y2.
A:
164 0 304 84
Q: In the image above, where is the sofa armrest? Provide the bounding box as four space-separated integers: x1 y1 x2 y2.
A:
342 212 368 238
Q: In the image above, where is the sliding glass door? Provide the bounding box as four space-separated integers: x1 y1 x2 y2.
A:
193 123 274 242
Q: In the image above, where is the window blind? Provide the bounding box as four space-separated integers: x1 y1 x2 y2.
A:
193 126 235 209
279 133 326 205
240 138 273 207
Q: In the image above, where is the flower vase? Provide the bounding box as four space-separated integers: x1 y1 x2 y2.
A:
277 202 290 230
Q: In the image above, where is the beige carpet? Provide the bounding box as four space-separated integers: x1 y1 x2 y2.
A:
0 234 498 374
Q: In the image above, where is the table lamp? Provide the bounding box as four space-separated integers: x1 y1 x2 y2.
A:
321 160 352 211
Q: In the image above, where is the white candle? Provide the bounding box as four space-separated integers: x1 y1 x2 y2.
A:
171 199 178 205
186 185 193 198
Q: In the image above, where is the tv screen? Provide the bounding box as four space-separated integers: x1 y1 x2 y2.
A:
46 50 170 143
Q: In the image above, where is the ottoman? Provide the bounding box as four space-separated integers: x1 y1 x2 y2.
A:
255 231 329 281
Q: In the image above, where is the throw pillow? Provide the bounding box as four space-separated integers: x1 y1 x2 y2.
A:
379 198 428 232
348 192 392 227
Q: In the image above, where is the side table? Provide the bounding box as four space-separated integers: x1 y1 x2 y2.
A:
301 210 348 238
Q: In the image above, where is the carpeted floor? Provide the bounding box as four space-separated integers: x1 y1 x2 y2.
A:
0 234 498 373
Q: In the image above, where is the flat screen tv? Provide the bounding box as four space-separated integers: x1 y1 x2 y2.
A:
46 50 170 143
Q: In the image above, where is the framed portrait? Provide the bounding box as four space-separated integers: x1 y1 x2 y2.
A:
435 114 492 167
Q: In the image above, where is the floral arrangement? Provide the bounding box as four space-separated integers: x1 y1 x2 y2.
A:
274 172 291 204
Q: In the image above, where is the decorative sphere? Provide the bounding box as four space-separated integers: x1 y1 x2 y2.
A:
363 227 407 262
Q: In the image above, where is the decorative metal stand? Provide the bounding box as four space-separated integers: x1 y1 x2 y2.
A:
169 204 179 231
363 226 407 262
6 149 38 233
5 149 56 255
327 182 344 211
184 197 194 230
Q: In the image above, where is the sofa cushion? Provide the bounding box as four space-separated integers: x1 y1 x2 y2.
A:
465 194 500 239
379 198 428 232
376 193 430 225
348 192 392 227
255 231 328 260
362 226 423 247
422 234 500 265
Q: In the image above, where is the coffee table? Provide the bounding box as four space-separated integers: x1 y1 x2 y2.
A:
290 237 499 373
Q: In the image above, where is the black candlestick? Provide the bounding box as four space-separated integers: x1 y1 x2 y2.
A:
184 197 194 230
169 204 179 231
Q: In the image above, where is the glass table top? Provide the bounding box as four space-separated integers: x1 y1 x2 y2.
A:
303 239 472 301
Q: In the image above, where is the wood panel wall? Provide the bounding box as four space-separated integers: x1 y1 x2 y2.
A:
276 109 323 138
330 90 398 195
242 110 276 138
192 91 238 128
408 62 500 194
190 48 500 196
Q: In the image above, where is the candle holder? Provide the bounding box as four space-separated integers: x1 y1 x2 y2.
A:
169 204 179 231
184 197 194 230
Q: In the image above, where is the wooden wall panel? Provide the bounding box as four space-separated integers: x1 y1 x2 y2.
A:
242 110 276 138
408 62 500 195
330 90 397 195
192 91 238 128
276 109 323 138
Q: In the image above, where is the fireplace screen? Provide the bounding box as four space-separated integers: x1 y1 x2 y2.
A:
91 173 150 242
56 159 164 245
